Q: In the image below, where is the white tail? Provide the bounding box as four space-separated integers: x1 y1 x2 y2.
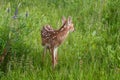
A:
41 16 74 68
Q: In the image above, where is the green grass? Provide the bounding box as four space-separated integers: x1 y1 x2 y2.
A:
0 0 120 80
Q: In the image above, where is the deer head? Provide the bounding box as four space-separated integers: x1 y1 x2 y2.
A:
61 16 74 32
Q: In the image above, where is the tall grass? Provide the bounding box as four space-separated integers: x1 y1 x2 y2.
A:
0 0 120 80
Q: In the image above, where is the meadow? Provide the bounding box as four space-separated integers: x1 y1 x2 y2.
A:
0 0 120 80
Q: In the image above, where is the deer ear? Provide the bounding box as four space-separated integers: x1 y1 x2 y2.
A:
62 16 66 24
68 16 72 24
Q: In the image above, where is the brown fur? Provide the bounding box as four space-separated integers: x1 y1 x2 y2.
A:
41 16 74 68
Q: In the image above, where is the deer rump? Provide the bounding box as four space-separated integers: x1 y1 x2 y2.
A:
41 25 57 46
41 25 54 38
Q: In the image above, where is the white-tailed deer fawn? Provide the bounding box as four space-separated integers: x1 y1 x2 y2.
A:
41 16 74 68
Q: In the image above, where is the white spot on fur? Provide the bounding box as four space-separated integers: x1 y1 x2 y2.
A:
53 36 56 39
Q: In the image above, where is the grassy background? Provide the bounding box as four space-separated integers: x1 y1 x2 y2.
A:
0 0 120 80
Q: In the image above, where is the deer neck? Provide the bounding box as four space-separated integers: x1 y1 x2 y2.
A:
57 26 69 42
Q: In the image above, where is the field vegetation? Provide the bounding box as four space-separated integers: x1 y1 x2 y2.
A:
0 0 120 80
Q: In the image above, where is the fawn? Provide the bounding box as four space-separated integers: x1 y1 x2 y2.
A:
41 16 74 68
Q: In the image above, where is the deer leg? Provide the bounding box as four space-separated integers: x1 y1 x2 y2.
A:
54 47 58 65
55 53 58 65
48 47 51 53
42 46 47 63
51 47 55 68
